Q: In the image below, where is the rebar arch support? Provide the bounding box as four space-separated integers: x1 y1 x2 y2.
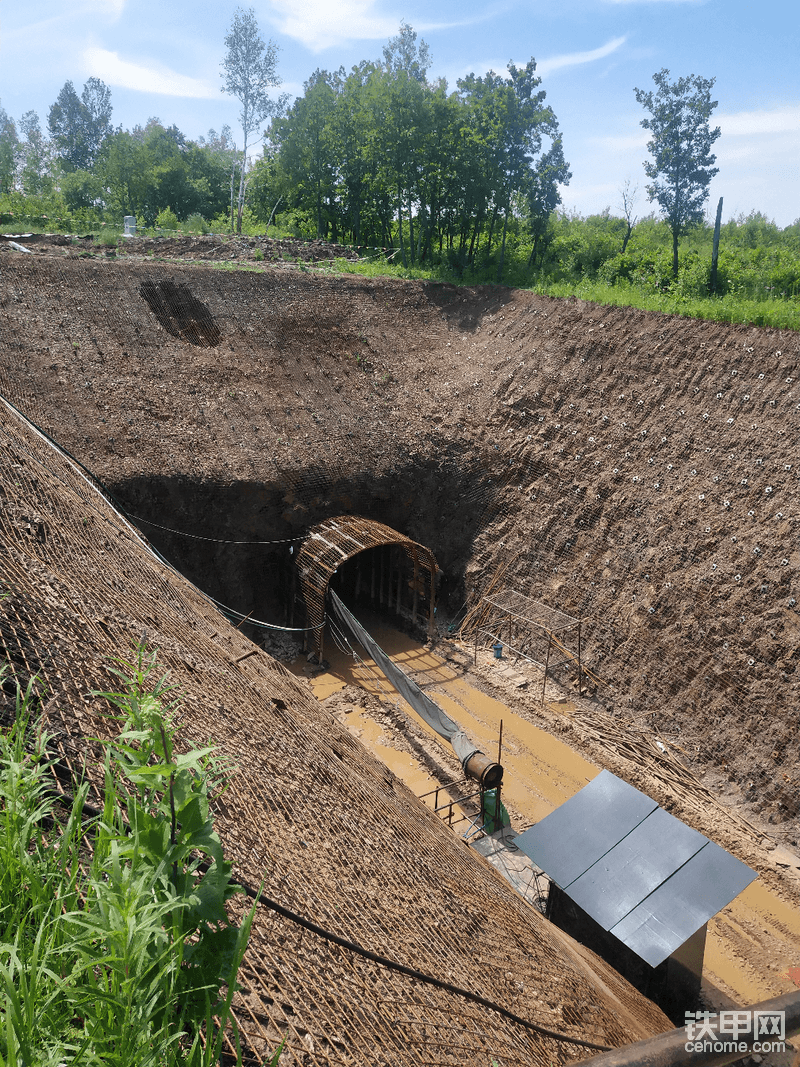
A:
296 515 438 655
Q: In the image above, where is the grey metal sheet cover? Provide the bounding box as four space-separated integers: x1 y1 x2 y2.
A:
610 841 758 967
566 807 709 930
515 770 659 888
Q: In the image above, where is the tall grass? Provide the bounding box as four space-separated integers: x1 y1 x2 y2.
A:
329 255 800 330
0 650 272 1066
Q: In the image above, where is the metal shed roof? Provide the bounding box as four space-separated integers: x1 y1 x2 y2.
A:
515 770 757 967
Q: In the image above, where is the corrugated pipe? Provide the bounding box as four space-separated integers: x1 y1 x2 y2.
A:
577 989 800 1067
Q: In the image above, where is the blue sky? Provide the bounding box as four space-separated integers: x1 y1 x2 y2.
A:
2 0 798 226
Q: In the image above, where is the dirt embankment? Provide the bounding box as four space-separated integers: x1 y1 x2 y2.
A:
1 231 363 264
0 250 797 844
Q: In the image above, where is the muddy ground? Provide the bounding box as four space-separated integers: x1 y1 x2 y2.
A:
0 236 798 862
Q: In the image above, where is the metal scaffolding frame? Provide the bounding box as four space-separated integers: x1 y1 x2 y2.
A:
479 588 584 701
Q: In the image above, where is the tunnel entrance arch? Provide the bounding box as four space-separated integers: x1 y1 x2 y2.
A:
296 515 438 658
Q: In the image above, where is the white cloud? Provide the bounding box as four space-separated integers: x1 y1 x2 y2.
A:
83 48 219 98
446 36 628 90
265 0 400 51
718 105 800 137
537 36 627 77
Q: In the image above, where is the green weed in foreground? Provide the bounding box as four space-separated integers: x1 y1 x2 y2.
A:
0 649 267 1066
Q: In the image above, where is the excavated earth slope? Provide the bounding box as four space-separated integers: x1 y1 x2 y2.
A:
0 388 672 1064
1 250 798 843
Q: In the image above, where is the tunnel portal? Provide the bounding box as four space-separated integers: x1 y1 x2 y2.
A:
296 515 438 657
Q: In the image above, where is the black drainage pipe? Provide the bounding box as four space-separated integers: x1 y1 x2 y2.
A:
578 989 800 1067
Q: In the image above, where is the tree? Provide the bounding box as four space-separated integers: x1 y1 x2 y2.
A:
382 21 431 83
271 69 340 238
18 111 53 196
0 101 19 194
634 69 720 276
220 6 287 233
48 78 113 172
618 177 638 254
526 137 571 268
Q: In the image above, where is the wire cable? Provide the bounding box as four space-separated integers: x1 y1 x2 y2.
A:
0 395 323 634
127 514 305 546
237 879 612 1053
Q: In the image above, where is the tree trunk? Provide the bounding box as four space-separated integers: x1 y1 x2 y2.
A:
230 161 236 232
709 196 723 295
485 204 499 258
527 230 540 269
671 225 679 278
396 187 407 267
468 210 483 261
236 146 247 234
407 192 415 265
497 201 510 283
621 221 633 255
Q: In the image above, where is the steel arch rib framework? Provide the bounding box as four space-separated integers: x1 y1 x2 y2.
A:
296 515 438 657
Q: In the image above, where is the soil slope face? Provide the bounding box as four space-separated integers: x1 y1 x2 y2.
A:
0 392 672 1065
1 247 798 844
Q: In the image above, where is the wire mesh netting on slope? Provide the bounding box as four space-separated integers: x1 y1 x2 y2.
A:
0 404 672 1063
2 254 798 840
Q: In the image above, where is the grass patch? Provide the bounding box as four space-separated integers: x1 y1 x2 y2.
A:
329 255 799 330
0 648 268 1065
529 277 800 330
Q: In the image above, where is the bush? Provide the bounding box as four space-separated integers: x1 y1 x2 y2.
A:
155 206 179 232
184 213 210 235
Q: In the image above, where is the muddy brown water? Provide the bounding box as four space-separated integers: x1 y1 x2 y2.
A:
293 610 800 1018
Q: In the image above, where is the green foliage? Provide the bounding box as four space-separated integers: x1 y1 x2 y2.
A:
48 78 113 174
94 228 120 248
634 69 720 275
0 101 19 197
155 205 179 231
184 212 210 234
0 648 256 1065
61 168 103 212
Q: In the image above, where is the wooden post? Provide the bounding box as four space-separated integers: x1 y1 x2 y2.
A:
289 566 296 629
709 196 723 295
412 558 419 629
541 634 552 708
428 565 436 639
396 555 402 615
379 547 385 606
371 552 376 601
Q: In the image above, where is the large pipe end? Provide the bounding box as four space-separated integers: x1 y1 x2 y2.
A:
464 753 504 790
